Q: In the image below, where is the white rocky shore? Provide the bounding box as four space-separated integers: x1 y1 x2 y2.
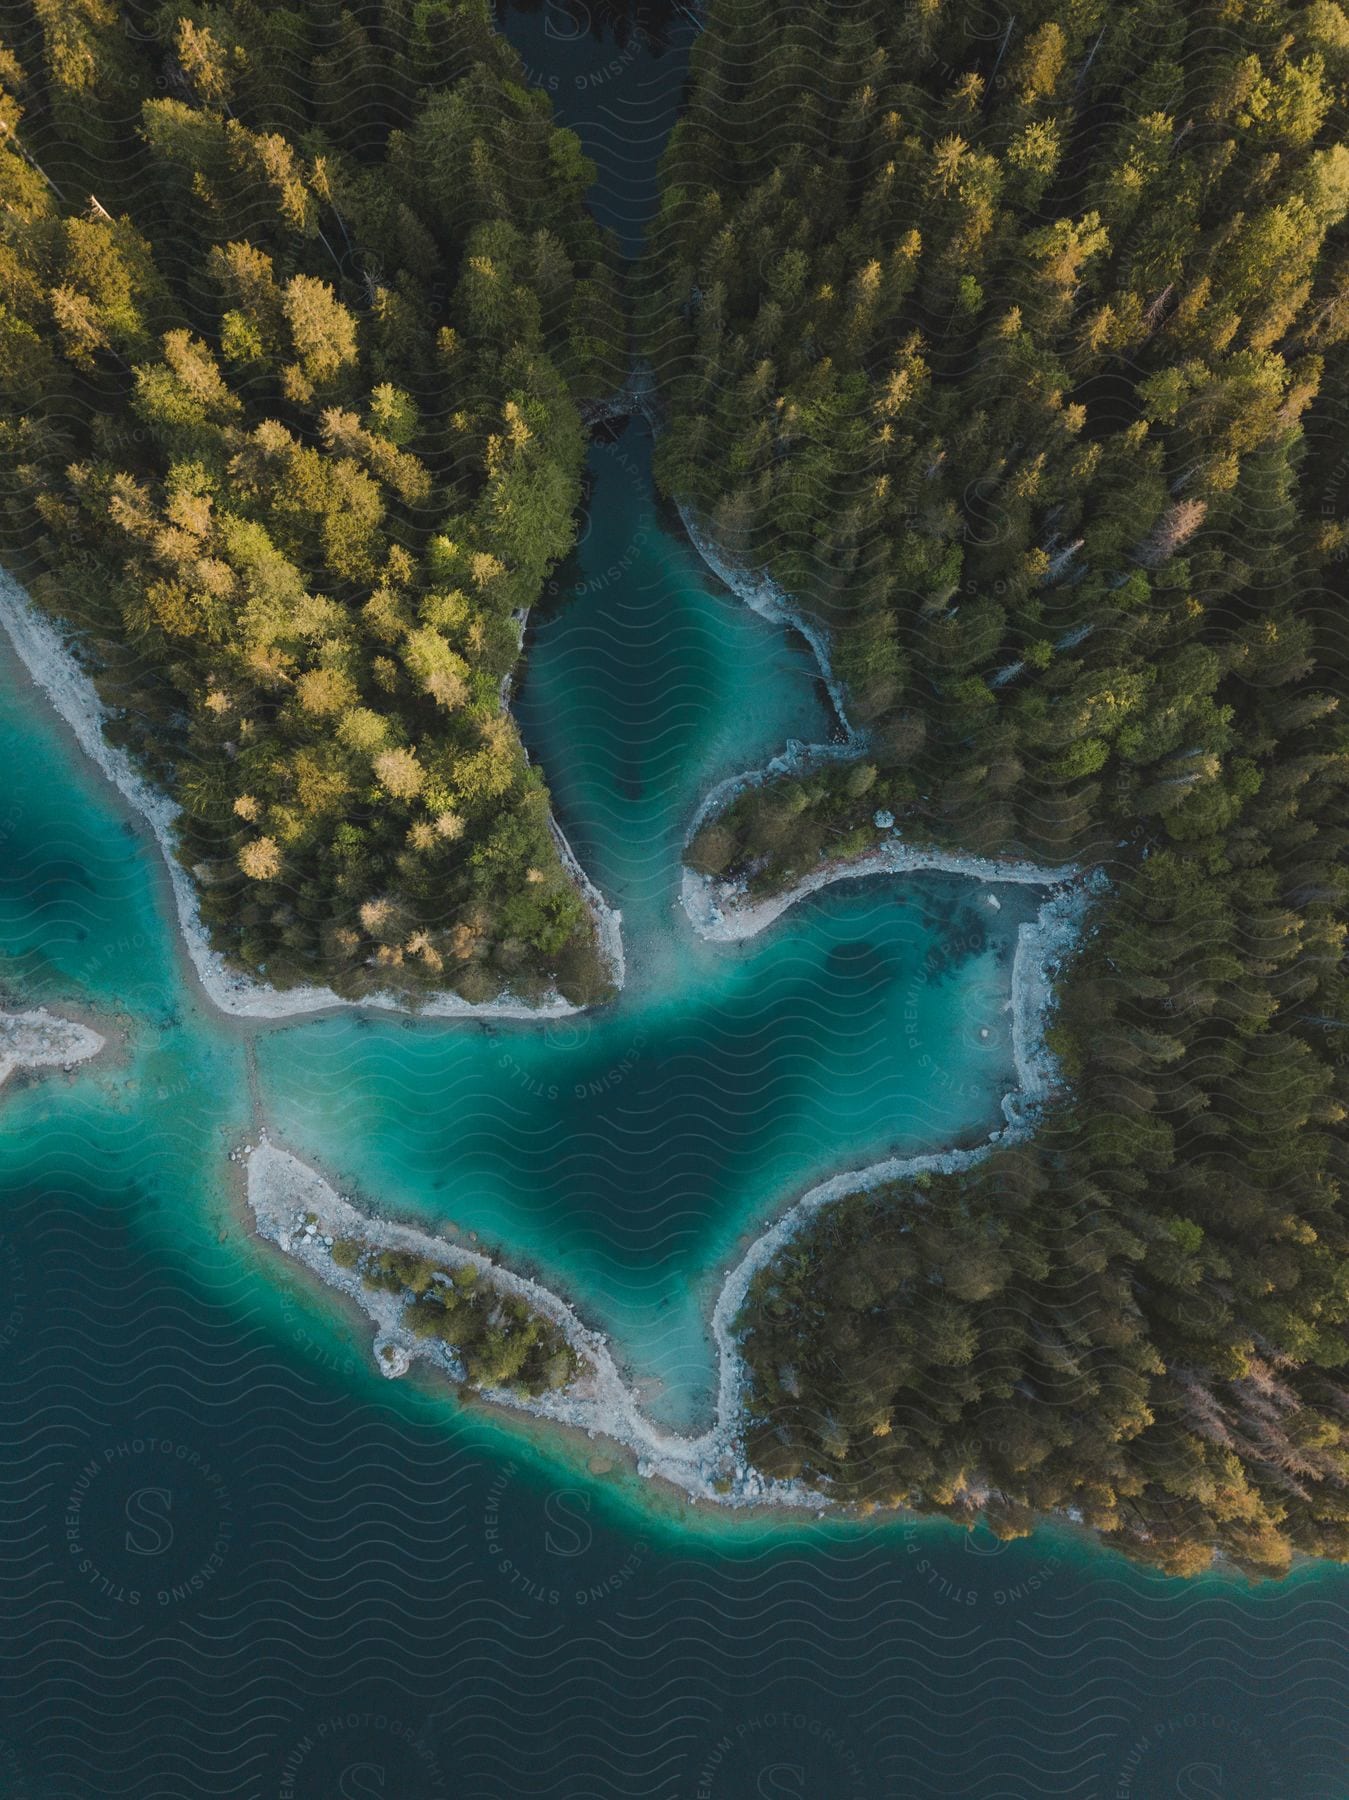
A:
5 398 1098 1502
0 1007 104 1090
246 842 1093 1510
245 1135 784 1504
684 836 1077 946
675 502 862 752
0 568 622 1022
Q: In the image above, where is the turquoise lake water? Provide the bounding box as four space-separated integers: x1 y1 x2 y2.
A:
256 420 1033 1428
0 4 1344 1794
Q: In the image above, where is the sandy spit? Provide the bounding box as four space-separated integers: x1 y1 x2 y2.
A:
244 1135 782 1504
0 1006 104 1089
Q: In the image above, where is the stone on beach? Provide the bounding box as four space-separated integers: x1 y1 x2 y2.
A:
0 1007 104 1091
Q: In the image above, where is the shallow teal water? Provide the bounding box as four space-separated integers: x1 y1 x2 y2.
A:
513 423 839 970
0 954 1346 1800
255 421 1034 1424
1 367 1346 1799
256 868 1028 1425
0 8 1345 1793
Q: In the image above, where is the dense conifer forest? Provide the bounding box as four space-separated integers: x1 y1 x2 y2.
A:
345 1238 580 1394
4 0 1349 1572
0 0 624 1002
644 0 1349 1572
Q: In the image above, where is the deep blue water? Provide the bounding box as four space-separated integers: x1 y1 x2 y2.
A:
0 6 1344 1796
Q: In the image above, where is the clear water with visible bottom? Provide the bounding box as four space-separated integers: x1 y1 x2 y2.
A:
255 421 1035 1429
0 6 1343 1794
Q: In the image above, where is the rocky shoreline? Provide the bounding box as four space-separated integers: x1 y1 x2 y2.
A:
245 1136 788 1504
246 844 1094 1510
0 1006 105 1091
3 396 1096 1509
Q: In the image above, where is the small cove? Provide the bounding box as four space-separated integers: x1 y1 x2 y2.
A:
254 416 1040 1430
0 328 1043 1443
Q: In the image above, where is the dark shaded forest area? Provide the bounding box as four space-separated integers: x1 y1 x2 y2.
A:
643 0 1349 1573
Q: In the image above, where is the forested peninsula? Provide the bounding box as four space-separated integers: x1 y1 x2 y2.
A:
5 0 1349 1577
0 0 624 1004
645 0 1349 1573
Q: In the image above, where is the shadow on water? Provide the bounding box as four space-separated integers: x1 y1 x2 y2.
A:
500 0 692 58
492 0 699 256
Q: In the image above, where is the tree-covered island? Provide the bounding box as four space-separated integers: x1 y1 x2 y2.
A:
645 0 1349 1574
346 1237 580 1394
0 0 625 1004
